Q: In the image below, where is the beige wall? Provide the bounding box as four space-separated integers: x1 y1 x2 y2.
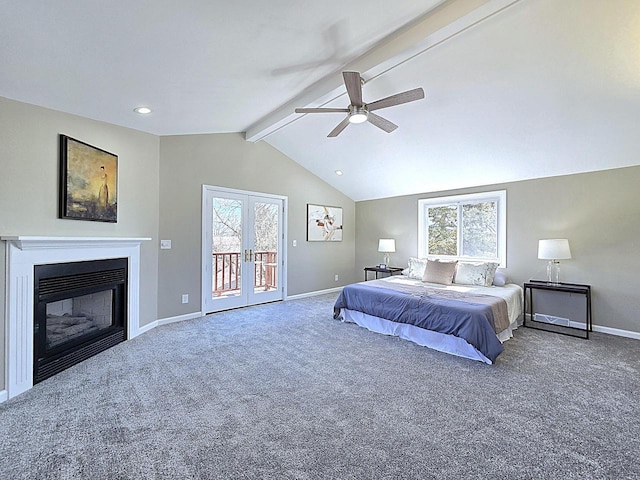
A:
4 93 637 394
158 133 356 319
0 97 160 390
356 166 640 334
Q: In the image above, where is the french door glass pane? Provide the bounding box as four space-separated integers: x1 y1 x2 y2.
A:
212 197 242 300
253 202 278 294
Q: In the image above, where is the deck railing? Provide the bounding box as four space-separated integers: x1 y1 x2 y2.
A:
213 252 241 294
254 251 277 291
213 251 277 295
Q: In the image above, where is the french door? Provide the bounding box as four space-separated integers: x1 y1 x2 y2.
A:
202 185 286 313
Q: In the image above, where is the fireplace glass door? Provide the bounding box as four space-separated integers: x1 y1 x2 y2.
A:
33 258 127 384
45 290 114 349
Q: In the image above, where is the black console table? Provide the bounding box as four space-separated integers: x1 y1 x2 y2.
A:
364 266 403 281
523 280 592 339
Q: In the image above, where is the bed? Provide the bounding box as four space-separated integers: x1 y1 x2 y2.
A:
333 260 523 364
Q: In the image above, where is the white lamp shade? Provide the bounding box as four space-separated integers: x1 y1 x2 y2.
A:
378 238 396 253
538 239 571 260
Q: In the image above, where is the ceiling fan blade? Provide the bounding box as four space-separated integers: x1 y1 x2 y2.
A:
295 108 350 114
367 112 398 133
327 117 351 137
343 71 363 107
367 87 425 112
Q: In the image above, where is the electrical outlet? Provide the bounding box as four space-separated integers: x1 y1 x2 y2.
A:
334 274 339 282
181 294 189 304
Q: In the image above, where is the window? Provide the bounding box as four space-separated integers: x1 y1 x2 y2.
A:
418 190 506 266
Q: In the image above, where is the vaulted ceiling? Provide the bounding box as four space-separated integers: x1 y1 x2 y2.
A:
2 0 639 201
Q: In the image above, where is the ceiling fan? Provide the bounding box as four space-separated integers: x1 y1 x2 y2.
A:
295 71 425 137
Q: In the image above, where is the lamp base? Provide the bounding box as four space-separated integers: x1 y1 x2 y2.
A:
547 260 560 285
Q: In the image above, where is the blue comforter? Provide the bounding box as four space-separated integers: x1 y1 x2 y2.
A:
333 282 505 363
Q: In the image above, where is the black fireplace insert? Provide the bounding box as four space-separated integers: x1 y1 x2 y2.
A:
33 258 128 383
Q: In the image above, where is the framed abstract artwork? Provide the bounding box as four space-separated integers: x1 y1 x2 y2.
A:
59 135 118 222
307 204 343 241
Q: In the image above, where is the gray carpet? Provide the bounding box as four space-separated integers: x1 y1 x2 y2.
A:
1 293 639 479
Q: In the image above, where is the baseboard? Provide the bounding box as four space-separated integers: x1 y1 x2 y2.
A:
135 311 204 337
525 314 640 340
137 320 158 335
592 325 640 340
0 389 8 404
157 311 204 326
286 286 343 300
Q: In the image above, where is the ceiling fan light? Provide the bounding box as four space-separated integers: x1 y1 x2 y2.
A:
348 105 368 124
349 111 368 124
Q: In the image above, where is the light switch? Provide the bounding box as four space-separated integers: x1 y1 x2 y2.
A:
160 239 172 249
292 240 297 247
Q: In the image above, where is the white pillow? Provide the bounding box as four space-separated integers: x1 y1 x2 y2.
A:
454 262 499 286
492 269 509 286
406 257 428 280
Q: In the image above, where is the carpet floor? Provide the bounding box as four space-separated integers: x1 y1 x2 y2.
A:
1 293 639 479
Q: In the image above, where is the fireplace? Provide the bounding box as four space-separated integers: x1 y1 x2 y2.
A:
2 236 148 400
33 258 128 383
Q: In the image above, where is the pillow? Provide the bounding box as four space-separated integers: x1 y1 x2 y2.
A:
492 269 509 287
483 262 499 286
422 259 458 285
454 261 499 287
406 257 428 280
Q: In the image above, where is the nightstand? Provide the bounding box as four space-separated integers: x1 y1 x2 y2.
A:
364 266 404 281
523 280 592 339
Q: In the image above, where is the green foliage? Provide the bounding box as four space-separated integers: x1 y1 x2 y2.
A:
426 201 497 258
427 205 457 255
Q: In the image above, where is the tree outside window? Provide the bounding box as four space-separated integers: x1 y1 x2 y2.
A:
419 191 506 265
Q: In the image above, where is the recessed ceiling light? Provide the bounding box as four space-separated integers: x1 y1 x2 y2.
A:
335 170 343 176
134 106 152 114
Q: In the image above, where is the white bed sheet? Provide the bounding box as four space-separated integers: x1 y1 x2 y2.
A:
338 275 523 364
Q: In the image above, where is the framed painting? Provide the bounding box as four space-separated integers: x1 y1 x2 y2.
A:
307 204 343 241
59 135 118 222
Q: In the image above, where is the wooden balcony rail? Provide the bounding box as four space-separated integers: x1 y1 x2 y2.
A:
213 252 240 295
213 251 277 295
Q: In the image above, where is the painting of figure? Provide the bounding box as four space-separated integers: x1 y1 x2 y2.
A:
307 204 343 241
60 135 118 222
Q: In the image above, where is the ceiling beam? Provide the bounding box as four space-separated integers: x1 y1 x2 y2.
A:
245 0 521 143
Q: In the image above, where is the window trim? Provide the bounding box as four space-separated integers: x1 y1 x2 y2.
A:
417 190 507 267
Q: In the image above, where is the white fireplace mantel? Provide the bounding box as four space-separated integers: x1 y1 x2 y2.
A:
2 236 150 250
2 235 151 400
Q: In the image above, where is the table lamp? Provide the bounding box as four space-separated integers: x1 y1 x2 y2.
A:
538 239 571 285
378 239 396 268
